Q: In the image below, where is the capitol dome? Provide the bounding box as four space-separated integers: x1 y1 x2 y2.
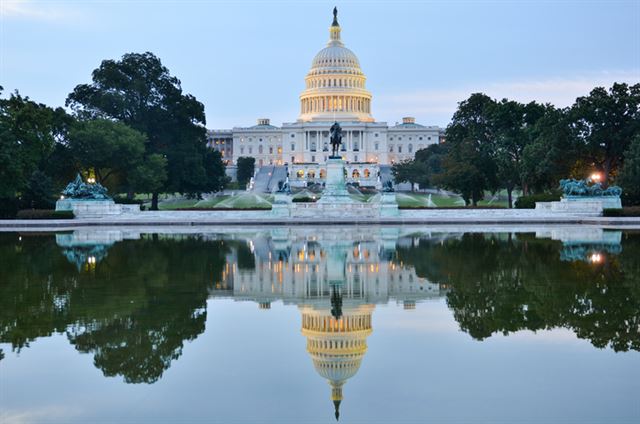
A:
299 8 374 123
300 303 374 420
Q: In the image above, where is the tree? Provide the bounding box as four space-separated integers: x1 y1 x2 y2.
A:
68 119 146 189
618 134 640 205
22 170 56 209
66 52 223 209
236 156 255 188
128 154 168 196
438 93 498 205
568 82 640 185
391 159 428 191
520 106 575 193
0 89 72 199
491 100 547 207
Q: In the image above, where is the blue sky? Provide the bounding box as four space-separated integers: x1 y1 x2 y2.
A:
1 0 639 128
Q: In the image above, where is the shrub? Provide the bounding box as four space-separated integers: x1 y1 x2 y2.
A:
292 196 318 203
16 209 74 219
113 196 144 205
603 207 640 217
0 198 20 219
515 192 561 209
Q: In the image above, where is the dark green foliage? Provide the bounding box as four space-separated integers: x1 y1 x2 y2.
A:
0 198 21 218
22 170 56 209
128 154 168 196
15 210 74 219
618 135 640 206
68 119 146 189
603 207 640 217
292 196 318 203
66 52 224 208
514 192 561 209
0 90 73 198
236 156 255 188
568 82 640 185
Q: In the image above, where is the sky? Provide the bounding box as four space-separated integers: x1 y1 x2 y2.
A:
1 0 639 129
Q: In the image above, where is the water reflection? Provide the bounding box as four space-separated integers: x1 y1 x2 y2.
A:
0 227 639 419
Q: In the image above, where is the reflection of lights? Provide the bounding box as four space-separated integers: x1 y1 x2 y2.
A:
87 177 96 184
590 173 602 182
87 256 96 264
590 253 604 264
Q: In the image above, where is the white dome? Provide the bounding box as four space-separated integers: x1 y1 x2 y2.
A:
298 8 374 123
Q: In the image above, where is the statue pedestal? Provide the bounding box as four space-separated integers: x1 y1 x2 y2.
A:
55 199 140 218
379 192 399 217
318 158 351 204
271 192 292 217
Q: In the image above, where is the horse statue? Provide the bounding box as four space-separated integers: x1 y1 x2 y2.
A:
62 174 110 200
559 178 622 197
329 121 342 157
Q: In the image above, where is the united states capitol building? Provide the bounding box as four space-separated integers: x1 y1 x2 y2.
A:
207 8 443 188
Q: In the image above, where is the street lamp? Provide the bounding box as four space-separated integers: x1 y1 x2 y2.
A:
590 172 602 182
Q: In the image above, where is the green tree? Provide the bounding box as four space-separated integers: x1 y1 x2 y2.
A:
236 156 255 188
0 89 72 199
66 52 223 209
128 154 168 196
520 106 575 193
68 119 146 188
568 82 640 185
491 100 547 207
438 93 498 205
391 159 429 191
22 170 56 209
618 134 640 205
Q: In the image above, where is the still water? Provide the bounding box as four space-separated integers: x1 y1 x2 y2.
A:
1 226 639 423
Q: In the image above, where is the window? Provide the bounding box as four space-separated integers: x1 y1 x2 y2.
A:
308 170 316 178
291 156 295 163
296 170 304 178
269 147 273 154
389 145 394 152
320 169 326 179
374 133 379 137
259 138 263 142
408 144 413 153
277 147 282 154
258 145 263 154
364 169 370 178
249 147 253 154
291 143 295 151
419 136 423 140
390 137 394 141
352 169 360 178
353 141 359 151
311 155 315 162
240 147 244 154
398 145 402 153
428 136 431 140
374 143 379 151
354 155 358 162
290 134 295 138
311 142 316 151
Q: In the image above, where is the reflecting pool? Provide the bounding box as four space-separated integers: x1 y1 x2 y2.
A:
1 227 639 423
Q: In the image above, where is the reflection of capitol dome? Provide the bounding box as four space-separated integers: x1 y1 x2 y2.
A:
299 8 374 123
300 303 374 420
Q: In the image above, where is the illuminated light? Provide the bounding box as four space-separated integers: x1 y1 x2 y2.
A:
590 172 602 182
590 253 604 264
60 195 65 200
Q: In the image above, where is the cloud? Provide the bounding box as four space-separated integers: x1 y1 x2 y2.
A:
376 70 640 126
0 0 81 21
0 406 81 424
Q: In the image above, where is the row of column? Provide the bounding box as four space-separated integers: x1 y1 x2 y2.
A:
301 96 371 114
302 314 372 332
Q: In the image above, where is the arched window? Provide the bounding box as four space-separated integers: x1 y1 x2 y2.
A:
408 144 413 153
364 169 370 178
258 145 263 154
352 169 360 178
308 170 316 179
296 170 304 179
320 169 326 179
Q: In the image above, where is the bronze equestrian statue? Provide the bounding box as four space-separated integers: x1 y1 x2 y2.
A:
329 121 342 158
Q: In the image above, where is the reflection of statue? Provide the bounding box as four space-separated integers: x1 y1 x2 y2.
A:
329 122 343 157
382 180 394 192
62 174 110 200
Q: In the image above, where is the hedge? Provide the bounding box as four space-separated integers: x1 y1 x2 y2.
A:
515 192 561 209
603 207 640 217
15 209 75 219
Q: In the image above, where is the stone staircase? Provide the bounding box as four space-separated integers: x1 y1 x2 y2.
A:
252 165 288 193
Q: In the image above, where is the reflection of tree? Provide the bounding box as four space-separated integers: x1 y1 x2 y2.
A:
0 234 227 382
396 233 640 352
